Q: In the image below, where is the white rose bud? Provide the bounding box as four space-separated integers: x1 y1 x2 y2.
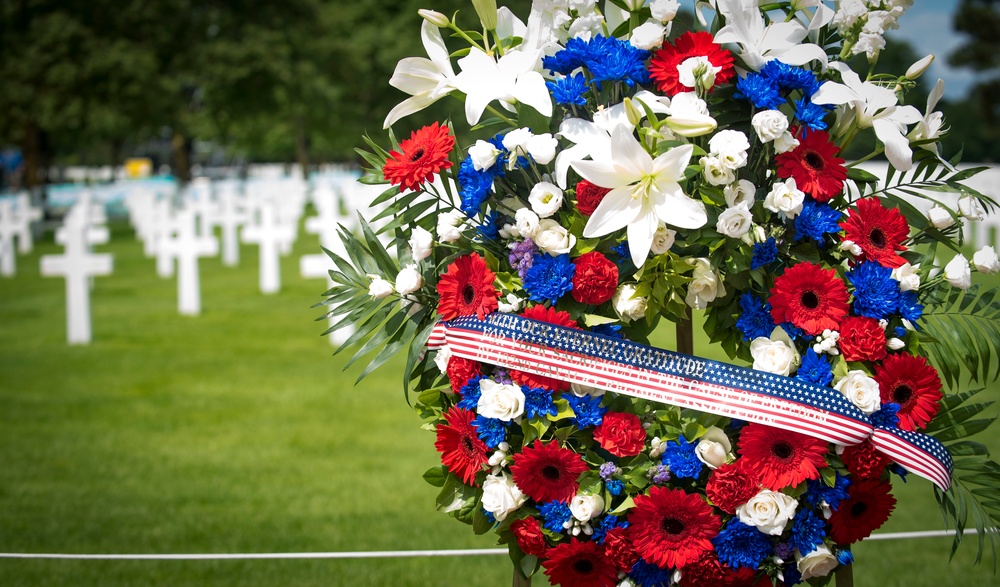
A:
649 0 680 22
665 93 717 137
796 544 839 580
716 204 753 239
394 264 424 295
834 370 881 415
773 131 800 154
887 337 906 350
527 133 558 165
514 208 541 239
477 379 526 421
570 493 606 522
650 223 677 255
534 219 576 255
958 196 986 221
905 54 935 80
764 178 805 218
614 283 647 322
701 155 737 186
686 258 726 310
945 254 972 290
437 209 465 243
408 226 434 261
677 56 723 92
528 182 564 218
695 426 732 469
974 246 1000 274
502 128 532 159
724 179 756 208
469 139 501 171
481 473 527 521
630 21 667 50
891 262 921 291
927 205 955 229
736 489 798 535
751 110 790 143
750 336 799 377
368 275 394 299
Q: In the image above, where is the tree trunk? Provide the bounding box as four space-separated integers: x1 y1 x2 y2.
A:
294 114 311 181
171 132 192 185
22 119 41 192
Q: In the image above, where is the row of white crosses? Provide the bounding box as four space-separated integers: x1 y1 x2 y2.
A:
0 193 45 276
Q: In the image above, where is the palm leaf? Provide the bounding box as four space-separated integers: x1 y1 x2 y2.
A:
922 286 1000 387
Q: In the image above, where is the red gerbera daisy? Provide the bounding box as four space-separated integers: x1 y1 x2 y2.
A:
627 486 720 569
510 305 580 391
434 407 489 486
383 122 455 192
768 262 850 336
828 479 896 544
737 423 828 490
873 353 943 431
542 539 619 587
839 198 910 268
510 440 588 503
649 31 735 96
437 252 500 320
775 130 847 202
575 180 611 217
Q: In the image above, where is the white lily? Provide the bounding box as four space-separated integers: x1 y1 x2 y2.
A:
790 0 835 32
907 78 947 155
572 127 706 268
453 48 552 126
811 62 922 170
383 21 457 129
713 0 828 72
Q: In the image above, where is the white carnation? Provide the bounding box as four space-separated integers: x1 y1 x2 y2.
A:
764 178 805 218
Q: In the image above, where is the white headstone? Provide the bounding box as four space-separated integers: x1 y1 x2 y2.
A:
0 200 18 277
13 193 43 254
242 200 293 294
154 202 180 278
216 190 247 267
160 207 218 316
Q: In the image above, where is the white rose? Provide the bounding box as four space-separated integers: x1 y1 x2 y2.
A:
701 155 736 186
927 205 955 229
534 219 576 255
408 226 433 261
716 204 753 239
773 131 800 154
502 128 533 156
764 178 805 218
891 262 920 291
686 258 726 310
650 223 677 255
708 130 750 170
394 264 424 295
677 56 723 91
736 489 798 535
974 246 1000 274
437 209 465 243
477 379 526 422
569 493 606 522
958 196 986 221
834 370 881 415
368 275 394 299
630 21 666 50
695 426 732 469
796 544 839 580
528 182 564 218
481 473 527 521
469 139 501 171
724 180 756 208
527 133 558 165
750 336 798 377
433 345 452 374
614 283 647 322
665 92 717 137
944 254 972 290
649 0 680 22
514 208 540 239
751 110 790 143
570 382 606 397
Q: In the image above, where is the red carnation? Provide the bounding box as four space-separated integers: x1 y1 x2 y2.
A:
841 439 891 480
627 486 719 569
838 316 887 363
769 262 850 336
511 440 589 503
828 479 896 544
511 516 548 558
575 180 611 217
775 130 847 203
678 549 759 587
437 253 500 321
603 527 638 572
839 197 910 268
542 539 619 587
446 356 482 394
706 460 761 514
649 31 735 96
383 122 455 192
434 407 489 486
571 252 619 306
510 305 580 392
737 423 828 490
593 412 646 457
874 353 942 431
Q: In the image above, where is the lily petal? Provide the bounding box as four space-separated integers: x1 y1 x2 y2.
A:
384 94 439 129
627 208 659 268
583 186 643 238
874 118 914 171
513 70 553 117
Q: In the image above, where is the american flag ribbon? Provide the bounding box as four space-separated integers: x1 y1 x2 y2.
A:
426 313 953 491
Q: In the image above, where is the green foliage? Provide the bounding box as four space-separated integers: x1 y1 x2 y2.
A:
921 286 1000 389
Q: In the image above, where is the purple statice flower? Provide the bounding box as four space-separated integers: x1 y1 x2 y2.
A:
599 462 618 480
493 368 512 385
509 239 537 279
650 464 671 485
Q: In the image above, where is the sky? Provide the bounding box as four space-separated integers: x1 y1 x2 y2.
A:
892 0 979 99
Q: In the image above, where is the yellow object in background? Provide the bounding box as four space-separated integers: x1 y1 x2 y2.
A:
125 158 152 179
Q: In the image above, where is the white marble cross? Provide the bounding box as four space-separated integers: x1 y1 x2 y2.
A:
242 200 294 294
154 202 181 278
40 210 114 344
0 200 18 277
160 207 218 315
216 189 247 267
13 193 43 253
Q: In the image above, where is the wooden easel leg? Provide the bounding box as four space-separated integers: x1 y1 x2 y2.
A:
836 563 854 586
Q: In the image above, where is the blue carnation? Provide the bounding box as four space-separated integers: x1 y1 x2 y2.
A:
566 393 606 427
585 35 649 89
836 548 855 566
458 157 495 216
784 564 803 586
780 321 809 341
606 479 624 496
713 519 773 570
848 261 901 320
661 435 704 479
523 386 557 419
871 402 901 428
737 293 775 341
735 75 784 109
790 509 827 555
897 289 924 326
797 348 834 387
547 72 589 106
805 473 851 511
457 375 487 410
472 415 507 448
794 98 832 132
523 253 575 304
476 211 503 241
593 514 629 544
592 323 624 339
751 237 778 270
761 60 821 95
794 198 842 246
612 240 632 266
890 463 908 481
538 501 572 533
894 325 908 338
542 36 591 75
629 560 673 587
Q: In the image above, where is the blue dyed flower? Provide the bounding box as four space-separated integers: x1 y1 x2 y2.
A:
893 325 907 338
592 323 624 339
523 253 575 304
805 473 851 511
751 237 778 270
538 501 572 533
780 321 809 341
458 157 495 216
542 37 591 75
795 198 842 246
472 415 506 448
629 560 673 587
713 519 773 570
737 293 775 341
612 240 632 266
585 36 649 89
794 98 831 131
457 375 487 410
660 435 704 479
897 289 923 326
871 402 901 428
593 514 629 544
848 261 901 320
890 463 908 481
836 548 855 566
476 211 503 241
784 564 803 586
566 393 606 427
547 72 589 106
735 75 784 109
606 479 624 496
790 509 826 555
761 60 820 95
523 386 557 419
797 348 833 387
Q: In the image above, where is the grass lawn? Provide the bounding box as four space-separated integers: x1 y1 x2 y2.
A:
0 218 998 586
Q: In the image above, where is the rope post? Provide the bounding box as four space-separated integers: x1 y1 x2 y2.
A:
836 564 854 587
